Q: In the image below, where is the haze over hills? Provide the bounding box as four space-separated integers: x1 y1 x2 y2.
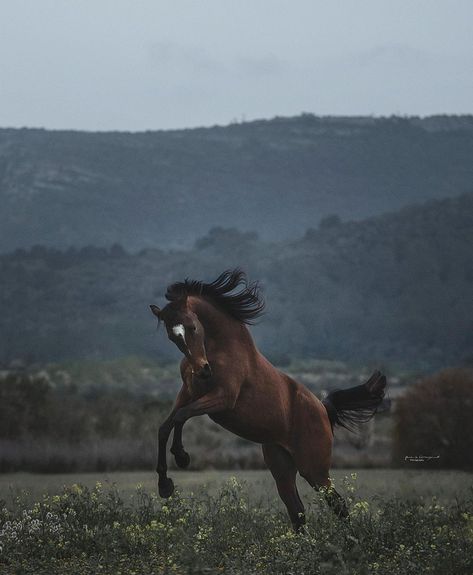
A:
1 193 472 369
1 114 473 252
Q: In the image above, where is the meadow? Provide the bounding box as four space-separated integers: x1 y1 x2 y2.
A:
1 469 471 574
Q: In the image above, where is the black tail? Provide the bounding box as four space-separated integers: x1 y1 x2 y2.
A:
322 370 387 432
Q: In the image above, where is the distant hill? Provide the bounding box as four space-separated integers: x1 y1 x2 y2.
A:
1 193 472 369
1 114 473 252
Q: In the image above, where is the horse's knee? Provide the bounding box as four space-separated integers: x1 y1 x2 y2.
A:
172 447 191 469
298 467 330 491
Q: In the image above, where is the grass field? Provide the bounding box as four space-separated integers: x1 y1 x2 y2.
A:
1 468 471 505
1 469 472 574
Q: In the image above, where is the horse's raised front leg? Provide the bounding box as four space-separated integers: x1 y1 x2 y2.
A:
172 389 231 425
157 386 190 498
170 422 191 469
158 389 232 497
157 415 177 498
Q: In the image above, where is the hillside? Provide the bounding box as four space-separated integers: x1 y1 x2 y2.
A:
1 193 472 368
1 115 473 252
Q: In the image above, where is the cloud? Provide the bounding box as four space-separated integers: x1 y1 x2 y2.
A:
235 54 287 77
354 43 434 68
147 41 224 74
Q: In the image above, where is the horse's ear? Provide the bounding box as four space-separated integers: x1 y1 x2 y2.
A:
149 304 162 319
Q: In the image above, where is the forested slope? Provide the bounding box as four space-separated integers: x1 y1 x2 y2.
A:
1 115 472 252
1 193 471 368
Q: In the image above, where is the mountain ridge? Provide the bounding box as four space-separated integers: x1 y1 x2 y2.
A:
1 114 472 252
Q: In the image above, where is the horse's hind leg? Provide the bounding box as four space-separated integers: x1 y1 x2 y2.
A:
290 399 349 519
323 485 349 519
295 457 349 519
262 444 305 531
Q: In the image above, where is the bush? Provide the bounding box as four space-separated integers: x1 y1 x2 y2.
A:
393 368 473 469
0 372 170 472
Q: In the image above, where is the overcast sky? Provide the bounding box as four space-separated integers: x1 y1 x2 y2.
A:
1 1 472 131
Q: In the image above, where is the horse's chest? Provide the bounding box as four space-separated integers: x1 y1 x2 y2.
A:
187 377 215 398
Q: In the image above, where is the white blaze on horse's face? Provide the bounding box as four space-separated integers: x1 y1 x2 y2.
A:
166 314 211 379
172 324 186 345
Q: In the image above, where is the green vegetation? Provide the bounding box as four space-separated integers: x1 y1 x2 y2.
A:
0 365 394 472
0 371 169 472
1 474 472 574
2 365 473 473
2 469 471 505
1 192 472 367
41 357 181 397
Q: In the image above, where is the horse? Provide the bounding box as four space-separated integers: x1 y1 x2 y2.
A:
150 269 386 530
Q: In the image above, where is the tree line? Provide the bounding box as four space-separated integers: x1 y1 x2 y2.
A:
0 193 472 369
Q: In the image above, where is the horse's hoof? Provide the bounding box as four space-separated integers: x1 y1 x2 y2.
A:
159 477 174 498
174 450 190 469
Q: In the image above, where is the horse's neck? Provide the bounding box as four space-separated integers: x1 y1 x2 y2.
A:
189 297 255 355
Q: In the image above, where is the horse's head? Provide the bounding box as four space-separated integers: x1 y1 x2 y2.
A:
150 297 212 380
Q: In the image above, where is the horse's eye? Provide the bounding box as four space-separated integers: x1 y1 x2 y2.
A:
189 326 197 332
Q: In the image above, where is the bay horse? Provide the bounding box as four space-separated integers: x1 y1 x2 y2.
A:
150 269 386 530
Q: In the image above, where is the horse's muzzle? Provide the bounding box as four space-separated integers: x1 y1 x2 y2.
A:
196 363 212 379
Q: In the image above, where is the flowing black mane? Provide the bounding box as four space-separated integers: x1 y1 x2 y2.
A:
165 269 265 324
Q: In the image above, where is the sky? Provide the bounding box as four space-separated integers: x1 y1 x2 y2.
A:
0 1 472 131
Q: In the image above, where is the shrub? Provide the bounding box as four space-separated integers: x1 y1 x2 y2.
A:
393 368 473 469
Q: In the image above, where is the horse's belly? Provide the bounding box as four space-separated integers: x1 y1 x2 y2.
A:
209 410 285 445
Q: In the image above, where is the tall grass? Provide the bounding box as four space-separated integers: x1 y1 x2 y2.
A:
1 476 471 574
